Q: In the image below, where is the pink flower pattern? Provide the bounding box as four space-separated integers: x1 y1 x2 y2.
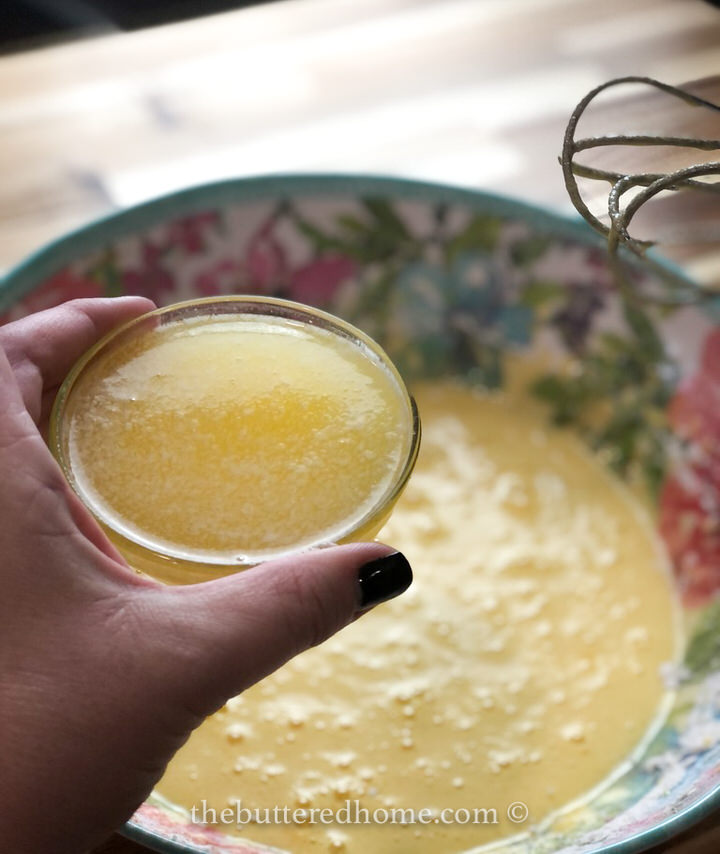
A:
242 216 290 293
240 215 356 305
289 254 356 305
121 240 175 303
166 212 221 255
660 329 720 606
16 269 102 316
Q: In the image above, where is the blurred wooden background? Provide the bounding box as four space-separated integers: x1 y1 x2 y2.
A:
0 0 718 287
0 0 718 851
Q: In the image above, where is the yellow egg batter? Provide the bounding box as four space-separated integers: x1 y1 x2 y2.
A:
156 367 679 853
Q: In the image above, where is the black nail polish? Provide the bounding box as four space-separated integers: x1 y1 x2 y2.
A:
357 552 413 610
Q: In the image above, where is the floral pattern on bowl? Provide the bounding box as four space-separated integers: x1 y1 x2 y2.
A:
1 175 719 854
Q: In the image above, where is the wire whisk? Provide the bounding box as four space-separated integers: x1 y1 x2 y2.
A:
561 76 720 305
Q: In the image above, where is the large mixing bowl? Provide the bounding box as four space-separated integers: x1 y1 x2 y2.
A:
2 175 719 854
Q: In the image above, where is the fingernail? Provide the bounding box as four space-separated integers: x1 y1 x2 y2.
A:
357 551 413 610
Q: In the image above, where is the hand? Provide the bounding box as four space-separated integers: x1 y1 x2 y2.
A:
0 298 412 854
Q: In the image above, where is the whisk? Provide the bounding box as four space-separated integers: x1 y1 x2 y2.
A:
561 76 720 305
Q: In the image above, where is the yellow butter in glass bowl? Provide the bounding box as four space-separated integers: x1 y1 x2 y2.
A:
50 297 420 584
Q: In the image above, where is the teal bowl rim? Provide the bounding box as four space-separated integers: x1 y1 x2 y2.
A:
0 171 698 310
0 172 714 853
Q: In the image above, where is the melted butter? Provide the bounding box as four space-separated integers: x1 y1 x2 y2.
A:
156 367 678 852
64 315 412 564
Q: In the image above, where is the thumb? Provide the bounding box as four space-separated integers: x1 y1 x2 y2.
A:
152 544 412 717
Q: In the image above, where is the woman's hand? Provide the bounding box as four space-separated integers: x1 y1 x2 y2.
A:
0 298 412 854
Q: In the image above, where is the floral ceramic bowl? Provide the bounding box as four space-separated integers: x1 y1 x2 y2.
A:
1 175 719 854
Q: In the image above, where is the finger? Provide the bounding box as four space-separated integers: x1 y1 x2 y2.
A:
0 341 81 546
152 543 413 716
0 337 150 587
0 342 40 454
0 297 155 423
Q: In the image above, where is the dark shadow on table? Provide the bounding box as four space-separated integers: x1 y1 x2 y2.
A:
2 0 282 51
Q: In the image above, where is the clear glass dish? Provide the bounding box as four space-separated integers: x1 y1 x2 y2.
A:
49 296 420 584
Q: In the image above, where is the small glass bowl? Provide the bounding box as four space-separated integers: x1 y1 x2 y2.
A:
49 296 420 584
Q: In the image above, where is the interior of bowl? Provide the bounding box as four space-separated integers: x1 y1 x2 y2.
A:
2 175 719 854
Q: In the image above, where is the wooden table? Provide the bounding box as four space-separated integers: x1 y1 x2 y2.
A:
0 0 719 286
0 0 718 851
